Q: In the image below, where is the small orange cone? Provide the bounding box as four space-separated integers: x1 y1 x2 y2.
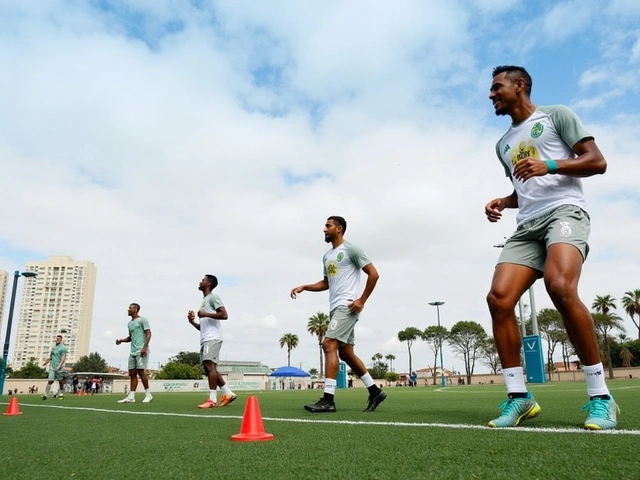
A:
3 396 23 416
231 396 274 442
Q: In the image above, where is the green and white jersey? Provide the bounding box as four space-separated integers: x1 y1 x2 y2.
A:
49 343 67 370
199 293 224 343
127 316 151 356
495 105 592 225
323 241 371 311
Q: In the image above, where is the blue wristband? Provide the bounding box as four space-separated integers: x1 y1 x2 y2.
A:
546 159 558 174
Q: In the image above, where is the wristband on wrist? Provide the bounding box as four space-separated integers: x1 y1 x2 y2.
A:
546 159 558 174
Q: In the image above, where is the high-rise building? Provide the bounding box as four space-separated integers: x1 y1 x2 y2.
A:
0 269 8 339
12 256 97 369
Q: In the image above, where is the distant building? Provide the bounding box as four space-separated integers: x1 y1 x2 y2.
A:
11 256 97 369
0 269 8 337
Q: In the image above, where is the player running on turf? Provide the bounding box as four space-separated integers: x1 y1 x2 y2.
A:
42 335 67 400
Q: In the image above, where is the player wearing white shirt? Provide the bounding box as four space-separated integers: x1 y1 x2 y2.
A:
188 274 236 409
485 65 617 430
291 216 386 413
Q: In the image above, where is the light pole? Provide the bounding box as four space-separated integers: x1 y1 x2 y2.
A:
428 301 446 387
0 270 37 396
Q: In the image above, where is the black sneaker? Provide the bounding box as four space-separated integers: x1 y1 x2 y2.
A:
42 395 47 400
304 398 336 413
363 390 387 412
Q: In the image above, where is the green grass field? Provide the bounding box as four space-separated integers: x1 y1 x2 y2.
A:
1 380 639 480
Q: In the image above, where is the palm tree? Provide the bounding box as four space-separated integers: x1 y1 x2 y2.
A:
279 333 299 367
592 294 617 316
621 289 640 340
371 352 384 378
398 327 421 376
307 312 330 377
592 312 625 379
385 354 396 373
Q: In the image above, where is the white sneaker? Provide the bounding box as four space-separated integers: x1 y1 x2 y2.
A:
142 394 153 403
118 396 135 403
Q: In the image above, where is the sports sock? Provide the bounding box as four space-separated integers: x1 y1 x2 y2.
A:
360 373 375 388
221 384 233 395
582 363 610 398
45 385 51 395
144 388 151 395
323 378 337 401
502 367 527 395
209 390 218 403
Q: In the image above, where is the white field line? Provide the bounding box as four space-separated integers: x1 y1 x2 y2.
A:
434 385 640 394
6 403 640 436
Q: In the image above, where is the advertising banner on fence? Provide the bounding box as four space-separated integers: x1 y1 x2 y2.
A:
149 379 265 392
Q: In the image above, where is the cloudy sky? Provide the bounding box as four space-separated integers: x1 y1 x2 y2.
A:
1 0 639 375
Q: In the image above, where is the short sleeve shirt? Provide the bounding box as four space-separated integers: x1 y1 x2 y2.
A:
323 241 371 311
494 105 592 225
50 343 67 370
127 316 151 356
199 293 224 343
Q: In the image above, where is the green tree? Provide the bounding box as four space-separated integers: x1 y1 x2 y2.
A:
308 367 318 379
385 354 396 373
73 352 108 373
385 371 400 383
592 311 625 379
592 294 617 316
13 357 48 379
621 289 640 340
169 351 201 367
422 325 448 385
155 362 201 380
307 312 329 377
480 337 501 375
398 327 422 375
279 333 299 367
537 308 565 380
371 352 384 378
448 321 487 385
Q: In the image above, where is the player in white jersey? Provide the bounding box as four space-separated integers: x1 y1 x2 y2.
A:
485 65 617 430
290 216 386 413
188 274 236 408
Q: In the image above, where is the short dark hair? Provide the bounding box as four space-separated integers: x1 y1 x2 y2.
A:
56 335 63 339
130 303 141 313
327 216 347 234
205 274 218 289
492 65 532 95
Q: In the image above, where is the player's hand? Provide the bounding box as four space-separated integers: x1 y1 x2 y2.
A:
141 347 147 357
290 286 304 299
485 198 506 223
187 310 195 321
513 158 548 182
197 309 207 318
115 339 121 345
348 299 365 313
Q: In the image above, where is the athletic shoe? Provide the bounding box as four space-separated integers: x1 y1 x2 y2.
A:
53 393 58 399
198 399 217 409
58 394 64 400
219 394 237 407
363 390 387 412
582 396 619 430
304 398 336 413
117 397 135 403
42 395 47 400
142 394 153 403
488 393 541 428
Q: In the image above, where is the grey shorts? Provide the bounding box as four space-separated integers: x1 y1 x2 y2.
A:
128 354 149 371
498 204 590 274
201 340 222 364
48 368 66 381
326 305 359 345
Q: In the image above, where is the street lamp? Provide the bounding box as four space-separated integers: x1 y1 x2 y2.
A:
428 301 446 387
0 270 37 396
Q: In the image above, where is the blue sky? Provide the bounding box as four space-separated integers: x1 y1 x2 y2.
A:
1 1 639 373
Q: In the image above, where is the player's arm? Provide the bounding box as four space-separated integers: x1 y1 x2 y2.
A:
485 190 518 223
290 277 329 298
56 353 66 371
198 306 228 320
141 329 151 356
116 336 131 345
42 357 51 367
349 263 379 313
187 310 200 330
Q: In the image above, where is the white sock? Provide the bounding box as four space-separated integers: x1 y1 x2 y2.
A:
502 367 527 395
145 388 151 395
582 363 610 398
221 384 233 395
324 378 337 396
209 390 218 403
45 385 51 395
127 390 135 398
359 373 375 388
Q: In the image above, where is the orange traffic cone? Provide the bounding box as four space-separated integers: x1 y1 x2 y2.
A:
231 396 274 442
3 396 23 416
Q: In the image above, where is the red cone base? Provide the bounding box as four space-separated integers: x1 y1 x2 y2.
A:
231 396 274 442
3 396 23 416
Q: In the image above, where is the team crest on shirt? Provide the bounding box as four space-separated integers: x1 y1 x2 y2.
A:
326 261 338 277
530 122 544 138
337 252 344 262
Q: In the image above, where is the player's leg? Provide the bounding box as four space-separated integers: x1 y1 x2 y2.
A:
303 336 339 413
137 353 153 402
339 344 386 412
43 375 54 400
118 357 138 403
487 262 541 427
213 341 237 407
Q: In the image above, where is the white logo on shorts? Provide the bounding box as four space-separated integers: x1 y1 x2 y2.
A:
560 222 572 237
329 319 338 330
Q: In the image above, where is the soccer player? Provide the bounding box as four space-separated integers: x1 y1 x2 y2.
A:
42 335 67 400
116 303 153 403
290 216 386 413
188 274 237 408
485 65 617 429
